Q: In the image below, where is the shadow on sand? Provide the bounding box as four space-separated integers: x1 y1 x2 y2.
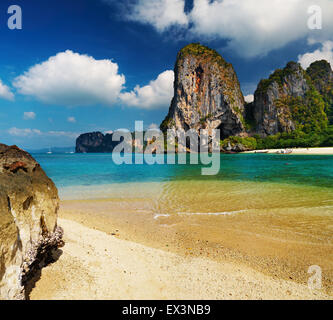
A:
24 248 63 300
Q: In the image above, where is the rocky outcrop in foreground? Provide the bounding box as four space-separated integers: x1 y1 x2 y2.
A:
0 144 63 300
161 43 245 138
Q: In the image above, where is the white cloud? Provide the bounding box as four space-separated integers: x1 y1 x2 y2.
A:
148 123 158 129
298 41 333 69
8 127 78 139
120 70 174 109
47 131 79 139
67 116 76 123
23 112 36 120
0 80 14 101
13 50 125 107
12 50 174 110
8 127 41 137
119 0 333 58
127 0 188 31
189 0 307 57
244 94 254 103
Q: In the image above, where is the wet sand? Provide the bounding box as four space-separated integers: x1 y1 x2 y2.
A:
29 199 333 300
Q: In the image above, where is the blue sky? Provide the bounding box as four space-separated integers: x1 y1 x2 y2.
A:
0 0 332 149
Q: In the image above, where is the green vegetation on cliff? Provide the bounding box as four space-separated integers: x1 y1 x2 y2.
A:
251 59 331 140
307 60 332 89
324 93 333 125
256 62 300 94
221 136 258 150
307 60 333 125
255 126 333 149
274 89 328 133
178 43 231 69
224 125 333 151
160 116 176 132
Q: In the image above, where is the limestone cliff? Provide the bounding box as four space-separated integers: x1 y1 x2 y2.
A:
253 62 307 135
0 144 63 300
306 60 333 125
160 43 245 138
252 61 328 135
74 45 332 152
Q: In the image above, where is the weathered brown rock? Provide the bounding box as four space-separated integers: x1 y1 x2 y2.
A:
161 43 245 138
0 144 63 300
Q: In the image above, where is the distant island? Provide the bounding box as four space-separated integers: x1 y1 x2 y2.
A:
76 43 333 153
76 132 119 153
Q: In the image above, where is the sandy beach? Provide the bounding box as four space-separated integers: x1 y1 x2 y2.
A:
243 147 333 155
29 200 333 300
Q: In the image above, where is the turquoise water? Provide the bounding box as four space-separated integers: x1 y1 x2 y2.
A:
34 153 333 189
32 153 333 215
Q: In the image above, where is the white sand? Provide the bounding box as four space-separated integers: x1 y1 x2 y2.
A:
244 147 333 155
30 218 332 300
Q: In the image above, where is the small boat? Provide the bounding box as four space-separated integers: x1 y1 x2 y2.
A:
255 150 269 154
276 149 293 154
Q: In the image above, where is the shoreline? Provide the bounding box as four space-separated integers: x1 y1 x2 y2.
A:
33 146 333 156
243 147 333 155
29 199 333 300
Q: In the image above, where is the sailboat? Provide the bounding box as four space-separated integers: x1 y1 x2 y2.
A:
47 147 52 154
